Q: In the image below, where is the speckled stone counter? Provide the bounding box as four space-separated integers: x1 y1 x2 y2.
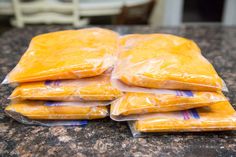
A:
0 26 236 157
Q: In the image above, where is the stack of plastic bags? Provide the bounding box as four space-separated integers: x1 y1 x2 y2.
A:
3 28 236 136
3 28 122 126
110 34 236 137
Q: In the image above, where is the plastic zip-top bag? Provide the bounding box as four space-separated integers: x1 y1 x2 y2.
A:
3 28 119 84
128 101 236 137
9 74 122 101
112 34 224 91
5 101 109 121
111 75 228 94
110 91 227 121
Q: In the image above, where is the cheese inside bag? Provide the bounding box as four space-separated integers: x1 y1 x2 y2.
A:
5 101 108 120
110 91 227 120
3 28 118 84
113 34 223 91
9 74 122 101
129 101 236 137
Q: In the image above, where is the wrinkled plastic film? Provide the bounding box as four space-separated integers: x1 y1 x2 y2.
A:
222 80 229 92
110 92 227 121
9 74 122 101
128 121 142 138
127 101 236 137
113 34 224 91
3 28 119 84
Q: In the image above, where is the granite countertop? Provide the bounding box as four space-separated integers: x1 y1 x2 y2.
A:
0 25 236 157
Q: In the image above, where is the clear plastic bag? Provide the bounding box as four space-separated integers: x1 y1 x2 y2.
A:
111 76 228 94
110 92 227 121
6 109 88 126
3 28 118 84
112 34 224 91
128 101 236 137
5 101 109 121
9 74 122 101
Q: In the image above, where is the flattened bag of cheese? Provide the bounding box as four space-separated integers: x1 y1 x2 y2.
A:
112 34 224 91
5 101 109 123
129 101 236 137
3 28 118 84
9 74 122 101
110 91 227 121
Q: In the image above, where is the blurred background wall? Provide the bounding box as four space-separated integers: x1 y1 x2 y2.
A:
150 0 236 26
0 0 235 32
